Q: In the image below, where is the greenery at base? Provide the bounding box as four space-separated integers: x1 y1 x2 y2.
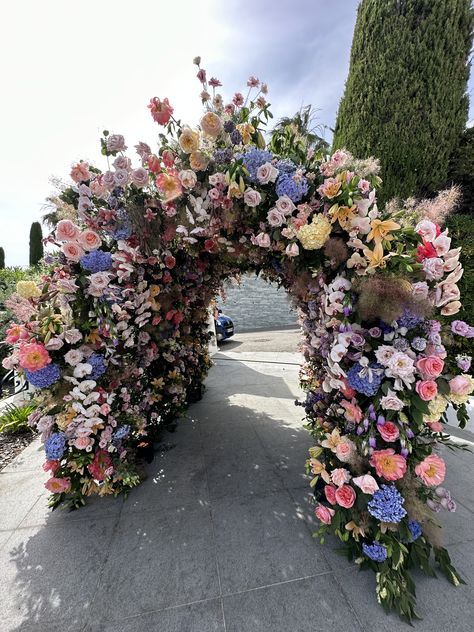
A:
29 221 44 267
0 402 36 434
448 127 474 215
333 0 474 203
0 247 4 269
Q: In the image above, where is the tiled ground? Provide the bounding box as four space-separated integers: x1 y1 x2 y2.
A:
1 352 474 632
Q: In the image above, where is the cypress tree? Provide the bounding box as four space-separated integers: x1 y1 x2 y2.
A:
0 247 4 269
448 126 474 215
333 0 473 202
29 222 44 267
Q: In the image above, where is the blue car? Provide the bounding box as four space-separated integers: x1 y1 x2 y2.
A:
215 309 235 341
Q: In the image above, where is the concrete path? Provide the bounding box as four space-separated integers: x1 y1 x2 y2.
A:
1 350 474 631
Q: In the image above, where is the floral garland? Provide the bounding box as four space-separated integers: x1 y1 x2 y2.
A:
3 57 473 619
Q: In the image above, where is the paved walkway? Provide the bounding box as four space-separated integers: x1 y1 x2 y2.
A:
1 350 474 631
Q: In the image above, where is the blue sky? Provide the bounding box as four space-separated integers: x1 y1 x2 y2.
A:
1 0 472 266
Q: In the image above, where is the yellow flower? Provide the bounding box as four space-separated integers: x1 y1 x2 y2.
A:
345 521 367 541
236 122 255 144
178 128 200 153
328 204 357 229
297 214 331 250
151 377 164 389
367 218 401 244
320 427 342 452
189 151 209 172
227 180 243 199
363 242 389 271
308 458 331 484
16 280 41 299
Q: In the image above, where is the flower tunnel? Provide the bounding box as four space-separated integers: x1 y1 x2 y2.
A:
3 62 473 619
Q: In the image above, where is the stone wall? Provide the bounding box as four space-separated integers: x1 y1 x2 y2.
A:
218 274 297 332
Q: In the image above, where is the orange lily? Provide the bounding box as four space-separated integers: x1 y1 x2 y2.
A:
367 218 401 244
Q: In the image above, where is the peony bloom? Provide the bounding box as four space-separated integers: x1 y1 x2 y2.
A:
19 341 51 371
148 97 173 125
369 449 407 481
416 380 438 401
56 219 81 242
156 172 183 203
44 477 71 493
415 454 446 487
335 484 356 508
315 504 335 525
200 112 223 137
78 230 101 251
449 374 474 404
352 474 379 495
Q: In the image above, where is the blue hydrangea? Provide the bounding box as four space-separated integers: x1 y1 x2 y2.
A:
346 362 384 396
368 484 407 523
113 425 130 442
362 541 388 563
80 250 113 272
408 519 422 541
275 172 309 203
88 353 107 380
111 222 133 240
25 364 61 389
411 337 427 351
240 148 273 181
275 159 297 174
397 309 423 330
45 432 66 460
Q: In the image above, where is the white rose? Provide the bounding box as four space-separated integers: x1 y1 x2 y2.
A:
65 349 85 366
243 188 261 207
423 257 444 281
275 196 296 216
178 170 197 189
256 162 279 184
73 363 93 378
433 233 451 256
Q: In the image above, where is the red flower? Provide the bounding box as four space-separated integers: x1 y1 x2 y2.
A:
147 155 161 174
416 241 437 262
148 97 173 125
164 255 176 269
204 239 218 253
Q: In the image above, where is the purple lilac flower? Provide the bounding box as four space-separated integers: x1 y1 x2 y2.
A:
230 130 242 145
275 172 309 203
25 364 61 388
362 542 388 563
80 250 113 272
408 519 422 541
45 432 66 460
223 120 236 133
367 484 407 522
347 362 384 396
397 309 423 330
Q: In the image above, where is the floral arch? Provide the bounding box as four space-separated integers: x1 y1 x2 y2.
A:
4 60 473 620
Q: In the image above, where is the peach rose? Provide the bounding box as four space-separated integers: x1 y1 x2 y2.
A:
315 504 335 525
70 162 90 183
200 112 223 138
189 151 209 172
449 374 474 396
62 242 85 262
335 484 356 509
416 356 444 379
416 380 438 401
335 438 355 462
56 219 80 242
78 230 101 251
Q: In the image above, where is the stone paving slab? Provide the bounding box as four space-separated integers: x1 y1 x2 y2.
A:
0 348 474 631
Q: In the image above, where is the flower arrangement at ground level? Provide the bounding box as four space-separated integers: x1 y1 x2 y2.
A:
3 57 472 620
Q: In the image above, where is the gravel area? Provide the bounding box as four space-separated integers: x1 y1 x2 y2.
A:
0 432 36 471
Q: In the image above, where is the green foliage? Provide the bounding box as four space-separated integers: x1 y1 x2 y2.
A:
0 402 36 434
448 126 474 215
29 221 44 267
0 247 4 269
333 0 474 203
270 105 329 164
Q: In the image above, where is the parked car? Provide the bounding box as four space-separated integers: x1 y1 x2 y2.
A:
215 309 235 341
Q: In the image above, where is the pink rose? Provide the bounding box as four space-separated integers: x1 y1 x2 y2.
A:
243 188 262 207
324 484 337 504
256 162 279 184
331 468 351 487
114 169 129 187
315 504 335 525
131 167 149 188
449 374 473 396
335 438 355 462
253 232 271 248
78 230 101 251
276 196 296 216
416 356 444 379
352 474 379 495
411 281 429 300
426 420 443 432
56 219 80 242
62 242 85 262
102 171 116 190
416 380 438 401
106 134 127 153
267 209 285 227
285 243 299 257
335 484 356 508
70 162 90 183
73 436 93 450
415 219 438 243
377 421 400 442
423 257 444 281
